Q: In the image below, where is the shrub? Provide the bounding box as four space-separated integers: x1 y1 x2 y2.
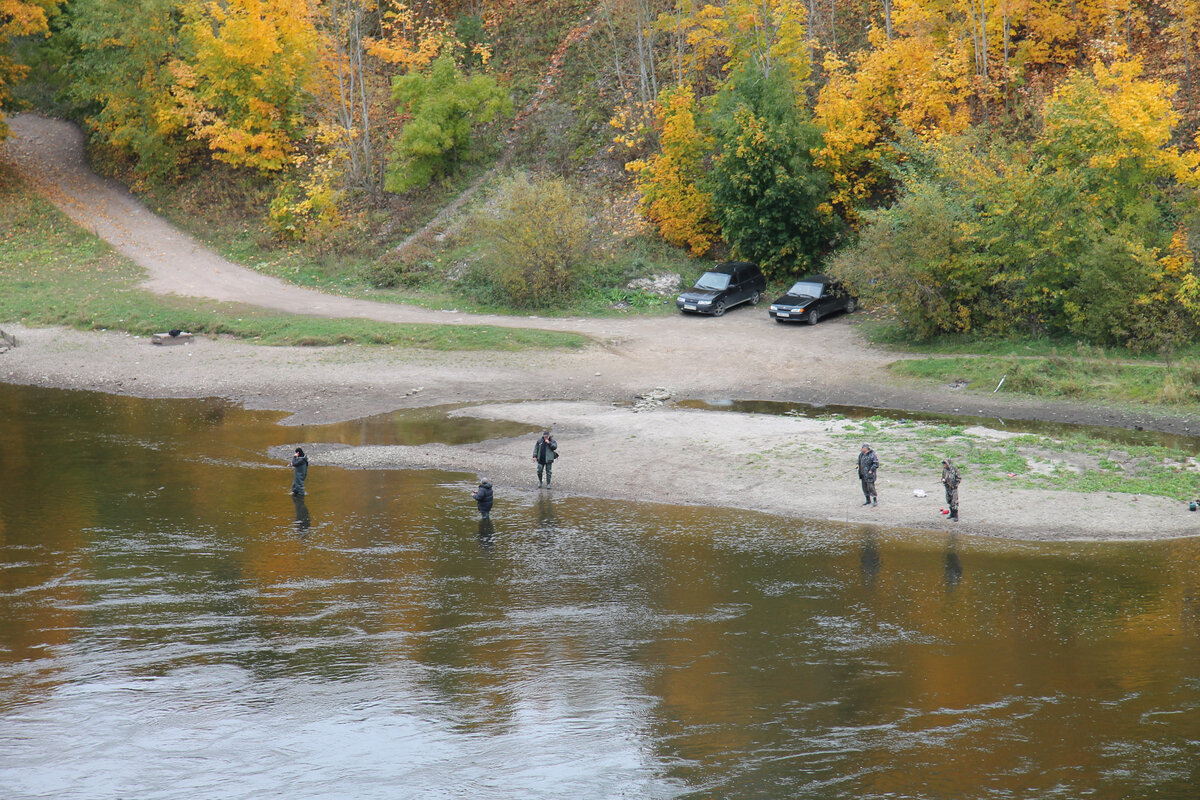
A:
480 173 596 308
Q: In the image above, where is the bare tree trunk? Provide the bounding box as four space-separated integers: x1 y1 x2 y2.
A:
808 0 819 58
319 0 383 198
1002 0 1010 111
1185 6 1196 111
635 0 659 105
882 0 893 41
829 0 836 53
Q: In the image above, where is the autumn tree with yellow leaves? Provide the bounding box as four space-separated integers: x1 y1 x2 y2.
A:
626 84 720 255
174 0 319 171
0 0 61 137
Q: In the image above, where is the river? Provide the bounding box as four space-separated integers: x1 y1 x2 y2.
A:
1 384 1197 799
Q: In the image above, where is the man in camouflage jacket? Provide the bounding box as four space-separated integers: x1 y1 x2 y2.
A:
941 458 961 521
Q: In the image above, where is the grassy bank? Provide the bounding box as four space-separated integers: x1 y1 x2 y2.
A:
0 167 588 351
889 354 1200 408
826 417 1198 500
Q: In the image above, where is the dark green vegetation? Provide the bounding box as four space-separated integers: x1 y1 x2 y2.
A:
0 167 587 351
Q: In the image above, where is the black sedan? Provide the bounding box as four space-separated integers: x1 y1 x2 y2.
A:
676 261 766 316
768 275 856 324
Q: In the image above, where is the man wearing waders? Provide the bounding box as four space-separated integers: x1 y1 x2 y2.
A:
858 443 879 506
533 431 557 488
290 447 309 496
941 458 961 521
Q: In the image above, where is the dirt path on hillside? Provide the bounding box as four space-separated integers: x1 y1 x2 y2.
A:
3 114 1197 541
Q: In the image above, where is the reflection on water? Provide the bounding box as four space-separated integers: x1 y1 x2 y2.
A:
0 384 1198 799
301 403 541 447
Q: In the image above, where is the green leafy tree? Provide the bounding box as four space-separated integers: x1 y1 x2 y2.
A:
64 0 196 179
832 73 1200 348
385 54 511 192
708 69 840 279
829 153 986 340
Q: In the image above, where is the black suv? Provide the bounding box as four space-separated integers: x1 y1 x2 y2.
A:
676 261 766 316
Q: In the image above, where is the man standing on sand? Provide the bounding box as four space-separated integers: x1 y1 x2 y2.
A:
941 458 961 521
857 443 879 506
533 431 558 488
290 447 309 496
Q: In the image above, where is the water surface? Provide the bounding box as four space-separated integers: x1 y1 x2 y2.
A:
1 384 1197 799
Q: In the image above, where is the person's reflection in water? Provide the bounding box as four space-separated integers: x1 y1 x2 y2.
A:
535 492 557 534
944 534 963 589
859 528 881 587
292 494 311 539
477 517 495 551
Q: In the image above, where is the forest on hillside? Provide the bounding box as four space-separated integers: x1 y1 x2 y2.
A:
2 0 1200 347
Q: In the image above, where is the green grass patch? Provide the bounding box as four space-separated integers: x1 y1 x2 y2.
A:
889 355 1200 409
860 318 1200 360
0 167 588 351
826 416 1198 499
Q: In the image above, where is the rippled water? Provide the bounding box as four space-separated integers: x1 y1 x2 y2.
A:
1 384 1198 799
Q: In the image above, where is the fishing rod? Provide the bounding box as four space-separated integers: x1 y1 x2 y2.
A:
212 439 275 462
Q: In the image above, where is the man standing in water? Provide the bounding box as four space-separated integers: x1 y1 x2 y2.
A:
533 430 558 488
941 458 961 521
857 443 879 506
290 447 309 496
472 477 494 519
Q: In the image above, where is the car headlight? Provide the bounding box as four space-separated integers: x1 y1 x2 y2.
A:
699 299 712 305
769 305 779 311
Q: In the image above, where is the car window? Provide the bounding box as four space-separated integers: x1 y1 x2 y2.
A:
695 272 731 291
788 281 824 298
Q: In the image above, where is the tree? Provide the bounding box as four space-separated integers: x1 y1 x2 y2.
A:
64 0 195 179
813 19 973 223
1039 60 1198 212
669 0 812 93
626 83 720 254
174 0 319 171
0 0 62 138
709 68 840 277
309 0 388 197
385 53 510 192
481 172 596 307
830 60 1200 346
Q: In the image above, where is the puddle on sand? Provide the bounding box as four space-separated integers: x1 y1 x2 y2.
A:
676 397 1200 453
292 403 541 448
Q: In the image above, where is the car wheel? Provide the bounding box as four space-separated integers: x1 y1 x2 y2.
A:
712 302 726 317
808 309 821 325
750 291 761 306
846 298 857 313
